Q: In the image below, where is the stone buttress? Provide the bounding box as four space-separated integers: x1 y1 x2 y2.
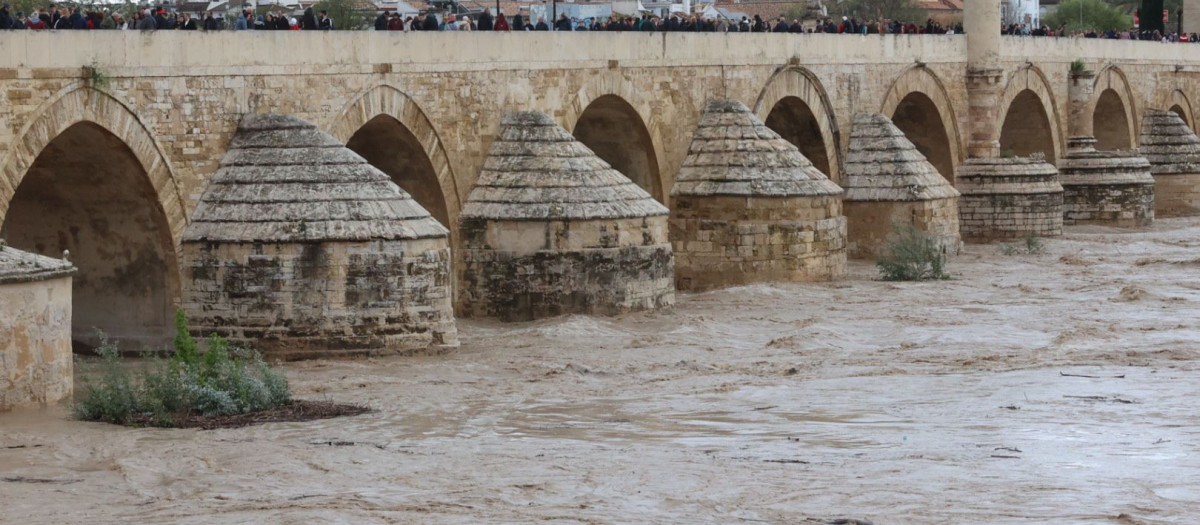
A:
956 156 1063 241
0 242 75 410
181 114 458 359
1057 137 1155 227
670 99 846 291
842 114 961 258
1139 109 1200 217
457 111 674 322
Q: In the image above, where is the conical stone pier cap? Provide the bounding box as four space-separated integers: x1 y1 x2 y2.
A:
842 113 959 202
461 111 668 221
183 113 448 243
1140 109 1200 175
672 99 843 198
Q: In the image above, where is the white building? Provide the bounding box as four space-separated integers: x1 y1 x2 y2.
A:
1003 0 1040 27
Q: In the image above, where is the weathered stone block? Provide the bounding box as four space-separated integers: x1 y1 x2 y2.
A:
0 245 75 411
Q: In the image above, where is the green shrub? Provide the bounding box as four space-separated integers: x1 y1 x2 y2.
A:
997 233 1045 256
73 311 290 427
876 223 950 281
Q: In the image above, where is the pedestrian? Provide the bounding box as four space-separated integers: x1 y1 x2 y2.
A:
318 10 333 29
302 8 317 30
477 8 493 30
535 16 548 30
375 10 388 30
137 9 156 30
495 13 509 31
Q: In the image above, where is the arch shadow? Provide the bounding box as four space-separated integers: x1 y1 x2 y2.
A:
880 66 963 183
753 66 841 183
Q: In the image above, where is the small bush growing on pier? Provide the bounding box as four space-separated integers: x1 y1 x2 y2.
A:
876 223 949 281
997 233 1045 256
1070 59 1088 75
73 310 290 427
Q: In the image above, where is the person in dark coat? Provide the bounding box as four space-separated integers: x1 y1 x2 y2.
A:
179 13 197 29
511 13 523 30
534 17 548 30
318 10 333 29
423 12 437 30
772 17 787 32
302 8 317 29
52 7 71 28
375 10 388 30
477 8 493 30
553 13 570 31
0 4 12 29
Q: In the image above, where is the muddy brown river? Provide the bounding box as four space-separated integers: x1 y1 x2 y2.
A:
4 219 1200 524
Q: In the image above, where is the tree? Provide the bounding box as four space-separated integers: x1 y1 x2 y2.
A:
313 0 374 30
833 0 926 24
1045 0 1134 32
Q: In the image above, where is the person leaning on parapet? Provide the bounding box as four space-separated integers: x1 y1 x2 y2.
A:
318 10 333 29
476 8 493 30
494 12 509 31
203 11 218 30
0 2 12 29
374 10 388 30
553 13 570 31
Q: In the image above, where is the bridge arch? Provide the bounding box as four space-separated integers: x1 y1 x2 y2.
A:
997 65 1064 165
1090 65 1138 151
1161 88 1195 130
563 78 667 203
880 65 963 183
754 66 841 183
0 85 186 349
328 84 461 229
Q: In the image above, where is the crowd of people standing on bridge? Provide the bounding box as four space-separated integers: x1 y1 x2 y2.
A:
367 10 962 34
0 3 334 30
1002 22 1200 43
3 1 1199 43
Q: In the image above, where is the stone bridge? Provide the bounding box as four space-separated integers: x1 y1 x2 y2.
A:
2 19 1200 348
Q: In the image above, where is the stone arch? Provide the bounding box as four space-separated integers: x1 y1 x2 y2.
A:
328 85 461 229
0 84 187 244
1090 65 1138 150
0 85 186 350
1164 89 1194 130
754 66 841 183
997 65 1064 165
563 79 668 203
880 65 963 183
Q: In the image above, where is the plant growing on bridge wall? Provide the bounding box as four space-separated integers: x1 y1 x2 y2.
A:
83 61 111 90
1070 59 1090 76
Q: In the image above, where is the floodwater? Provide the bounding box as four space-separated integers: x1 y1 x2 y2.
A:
4 219 1200 524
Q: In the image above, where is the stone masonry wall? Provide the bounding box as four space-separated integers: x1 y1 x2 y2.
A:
458 217 675 321
844 198 961 259
0 276 73 410
183 238 457 359
670 195 846 291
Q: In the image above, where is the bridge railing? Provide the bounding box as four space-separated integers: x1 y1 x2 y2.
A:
1000 35 1200 65
0 32 967 71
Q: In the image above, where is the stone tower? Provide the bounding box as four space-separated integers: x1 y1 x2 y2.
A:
842 114 961 258
181 114 458 359
458 111 674 322
1057 137 1155 227
1139 109 1200 217
956 156 1064 242
670 99 846 291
